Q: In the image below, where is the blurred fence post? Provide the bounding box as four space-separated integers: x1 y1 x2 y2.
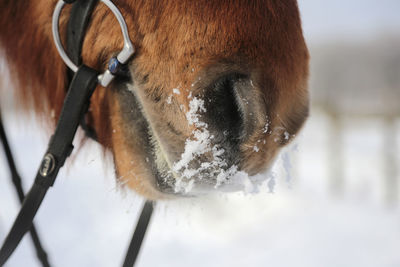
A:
327 110 344 196
383 116 398 207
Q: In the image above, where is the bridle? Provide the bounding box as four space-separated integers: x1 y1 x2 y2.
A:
53 0 134 87
0 1 154 266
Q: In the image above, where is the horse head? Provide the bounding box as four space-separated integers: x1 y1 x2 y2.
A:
0 0 309 199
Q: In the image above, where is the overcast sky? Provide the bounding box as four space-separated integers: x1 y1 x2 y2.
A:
298 0 400 43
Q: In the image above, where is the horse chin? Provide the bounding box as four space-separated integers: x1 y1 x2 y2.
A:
111 82 186 198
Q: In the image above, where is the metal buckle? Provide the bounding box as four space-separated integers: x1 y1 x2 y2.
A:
52 0 134 87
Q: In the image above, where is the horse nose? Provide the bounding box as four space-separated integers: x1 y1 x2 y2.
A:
202 73 256 149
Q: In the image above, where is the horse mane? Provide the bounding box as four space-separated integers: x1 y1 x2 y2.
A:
0 1 113 144
0 1 66 119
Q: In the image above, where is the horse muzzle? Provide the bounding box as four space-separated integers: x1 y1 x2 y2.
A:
143 68 269 195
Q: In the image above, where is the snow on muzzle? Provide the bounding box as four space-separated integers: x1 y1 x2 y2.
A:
170 73 261 194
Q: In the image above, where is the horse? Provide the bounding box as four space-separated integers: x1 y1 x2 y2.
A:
0 0 309 200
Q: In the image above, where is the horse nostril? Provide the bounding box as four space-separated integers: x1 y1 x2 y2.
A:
203 73 248 146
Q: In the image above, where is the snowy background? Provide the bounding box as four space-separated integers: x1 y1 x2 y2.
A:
1 1 400 266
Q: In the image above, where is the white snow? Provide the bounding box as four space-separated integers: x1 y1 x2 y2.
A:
262 120 270 134
172 97 240 193
0 110 399 267
166 95 172 104
284 131 290 140
172 88 180 95
281 151 292 185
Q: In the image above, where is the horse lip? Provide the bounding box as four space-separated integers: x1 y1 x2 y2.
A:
122 83 182 195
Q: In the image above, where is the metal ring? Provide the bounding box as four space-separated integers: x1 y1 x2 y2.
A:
52 0 135 87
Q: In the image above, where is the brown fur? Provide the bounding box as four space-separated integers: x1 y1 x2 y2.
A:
0 0 309 199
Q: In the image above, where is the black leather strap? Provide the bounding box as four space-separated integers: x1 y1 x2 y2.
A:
0 66 99 266
67 0 99 141
123 201 154 267
0 114 51 267
67 0 98 67
1 2 152 266
36 66 99 187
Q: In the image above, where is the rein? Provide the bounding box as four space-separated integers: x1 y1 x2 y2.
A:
0 1 154 266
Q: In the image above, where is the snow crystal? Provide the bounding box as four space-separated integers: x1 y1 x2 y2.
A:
284 131 290 140
185 97 206 127
172 97 238 193
282 151 292 185
166 95 172 104
170 96 274 194
267 172 276 193
262 121 270 133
